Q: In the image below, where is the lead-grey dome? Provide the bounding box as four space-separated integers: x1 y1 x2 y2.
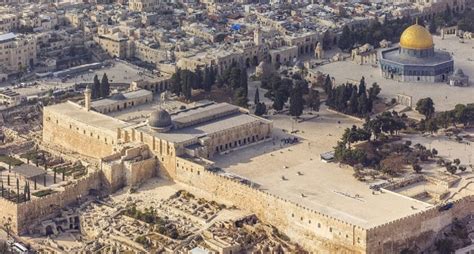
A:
453 68 465 76
110 92 126 100
148 109 172 129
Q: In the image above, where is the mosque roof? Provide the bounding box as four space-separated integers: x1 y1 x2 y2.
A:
399 24 433 50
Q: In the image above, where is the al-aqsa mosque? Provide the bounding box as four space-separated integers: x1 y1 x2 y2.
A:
379 21 454 82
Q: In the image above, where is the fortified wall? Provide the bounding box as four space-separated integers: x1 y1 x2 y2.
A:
0 198 19 235
0 171 101 234
174 156 367 254
366 196 474 253
43 102 120 159
101 145 158 192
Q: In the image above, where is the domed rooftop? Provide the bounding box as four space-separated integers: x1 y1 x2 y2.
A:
148 109 172 129
110 92 126 100
453 68 465 76
399 24 433 50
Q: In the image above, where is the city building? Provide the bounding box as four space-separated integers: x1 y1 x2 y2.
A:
0 32 37 73
379 22 454 82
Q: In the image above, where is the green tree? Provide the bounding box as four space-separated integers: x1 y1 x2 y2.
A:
338 26 353 51
273 90 286 111
323 74 332 94
416 97 435 119
202 66 213 92
368 82 381 100
233 87 248 107
412 164 422 174
254 102 267 116
429 18 437 34
348 89 359 115
100 73 110 98
358 77 366 96
171 69 182 96
435 239 454 254
92 74 100 99
357 93 369 115
254 87 260 105
305 89 320 111
194 66 203 89
289 83 305 117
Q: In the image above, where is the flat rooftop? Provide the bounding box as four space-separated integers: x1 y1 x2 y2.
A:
213 110 433 229
46 101 130 134
0 32 16 43
171 103 240 128
137 113 263 143
91 89 152 108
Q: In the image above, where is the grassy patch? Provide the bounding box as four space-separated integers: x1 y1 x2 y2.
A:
0 155 24 166
32 189 56 197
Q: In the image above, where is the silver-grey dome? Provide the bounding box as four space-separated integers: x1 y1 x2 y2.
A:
148 109 172 129
110 93 127 100
453 68 465 76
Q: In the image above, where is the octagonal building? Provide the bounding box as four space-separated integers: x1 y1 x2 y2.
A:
379 22 454 82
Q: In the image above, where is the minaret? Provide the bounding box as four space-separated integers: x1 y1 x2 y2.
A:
84 86 91 111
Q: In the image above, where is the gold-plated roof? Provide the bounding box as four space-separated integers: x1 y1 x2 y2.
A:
399 24 433 50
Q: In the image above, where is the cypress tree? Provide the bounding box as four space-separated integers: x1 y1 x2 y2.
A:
349 89 359 115
171 69 182 96
289 84 304 117
254 88 260 105
358 76 366 96
324 74 332 94
92 74 100 99
358 93 369 115
101 73 110 98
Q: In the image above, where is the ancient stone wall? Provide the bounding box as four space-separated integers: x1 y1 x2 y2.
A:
118 127 178 178
174 157 367 254
101 145 157 192
366 196 474 253
102 160 125 192
0 198 19 233
15 171 102 234
126 158 157 187
43 109 117 159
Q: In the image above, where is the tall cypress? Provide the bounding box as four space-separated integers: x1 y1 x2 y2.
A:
92 74 100 99
254 88 260 105
101 73 110 98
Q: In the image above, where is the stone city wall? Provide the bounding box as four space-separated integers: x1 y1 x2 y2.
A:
15 170 102 234
101 145 158 192
125 158 157 187
174 157 367 254
0 198 19 234
119 127 179 178
366 195 474 253
43 109 117 159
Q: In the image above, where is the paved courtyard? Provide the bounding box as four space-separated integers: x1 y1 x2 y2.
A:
213 108 434 228
317 35 474 111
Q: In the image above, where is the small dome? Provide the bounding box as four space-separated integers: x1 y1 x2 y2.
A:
453 68 465 76
110 93 126 100
148 109 172 129
399 24 433 50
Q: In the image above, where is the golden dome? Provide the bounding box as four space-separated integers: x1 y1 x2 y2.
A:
399 24 433 49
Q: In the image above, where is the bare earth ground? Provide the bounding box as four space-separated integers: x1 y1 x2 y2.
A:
317 35 474 112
